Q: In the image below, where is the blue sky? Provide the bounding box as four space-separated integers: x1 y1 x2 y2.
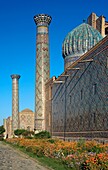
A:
0 0 108 125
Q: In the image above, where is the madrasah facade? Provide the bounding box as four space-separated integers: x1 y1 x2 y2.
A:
4 12 108 140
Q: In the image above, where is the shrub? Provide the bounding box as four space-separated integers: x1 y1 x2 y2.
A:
47 139 55 143
25 136 33 139
0 125 5 135
22 131 34 138
0 134 4 141
14 129 34 138
34 131 51 139
14 129 26 136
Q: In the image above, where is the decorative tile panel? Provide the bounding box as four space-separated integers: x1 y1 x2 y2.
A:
11 74 20 133
52 37 108 139
34 14 52 131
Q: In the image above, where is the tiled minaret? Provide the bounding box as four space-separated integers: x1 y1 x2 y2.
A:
34 14 52 131
11 74 20 132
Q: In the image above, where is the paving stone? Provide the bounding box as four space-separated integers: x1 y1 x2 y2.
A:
0 142 50 170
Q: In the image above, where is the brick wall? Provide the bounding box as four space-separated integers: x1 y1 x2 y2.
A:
52 36 108 139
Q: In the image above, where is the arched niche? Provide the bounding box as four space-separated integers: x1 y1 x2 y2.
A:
105 27 108 35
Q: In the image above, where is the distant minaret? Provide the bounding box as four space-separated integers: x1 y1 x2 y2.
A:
11 74 20 132
34 14 52 131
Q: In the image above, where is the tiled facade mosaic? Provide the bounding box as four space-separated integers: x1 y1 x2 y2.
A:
4 117 12 138
34 14 52 131
4 109 34 138
62 23 103 69
52 36 108 139
19 109 34 131
45 77 56 133
11 74 20 133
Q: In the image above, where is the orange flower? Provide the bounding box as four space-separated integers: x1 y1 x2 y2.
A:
86 160 89 163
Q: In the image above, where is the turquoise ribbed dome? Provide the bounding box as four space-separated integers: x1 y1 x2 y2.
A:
62 23 103 68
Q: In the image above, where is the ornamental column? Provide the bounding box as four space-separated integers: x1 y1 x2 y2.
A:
11 74 20 132
34 14 52 131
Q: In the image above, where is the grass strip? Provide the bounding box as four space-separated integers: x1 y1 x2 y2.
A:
3 141 69 170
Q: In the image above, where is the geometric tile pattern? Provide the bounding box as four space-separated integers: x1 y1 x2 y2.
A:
62 23 103 69
4 116 12 138
19 109 34 131
45 77 56 133
52 36 108 139
11 74 20 133
34 14 52 131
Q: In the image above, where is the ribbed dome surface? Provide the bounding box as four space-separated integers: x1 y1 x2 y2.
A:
62 23 103 67
21 108 33 113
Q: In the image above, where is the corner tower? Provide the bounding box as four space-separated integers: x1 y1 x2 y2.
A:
34 14 52 131
11 74 20 132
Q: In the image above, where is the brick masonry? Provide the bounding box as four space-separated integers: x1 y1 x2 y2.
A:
51 36 108 139
34 14 52 131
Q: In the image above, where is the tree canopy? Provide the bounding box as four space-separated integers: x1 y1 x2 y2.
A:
0 125 5 135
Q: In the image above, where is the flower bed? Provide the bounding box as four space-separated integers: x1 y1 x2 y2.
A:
6 138 108 169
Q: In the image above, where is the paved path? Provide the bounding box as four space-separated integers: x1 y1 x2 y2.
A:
0 142 51 170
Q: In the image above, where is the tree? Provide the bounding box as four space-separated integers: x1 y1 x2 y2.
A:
0 125 5 135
